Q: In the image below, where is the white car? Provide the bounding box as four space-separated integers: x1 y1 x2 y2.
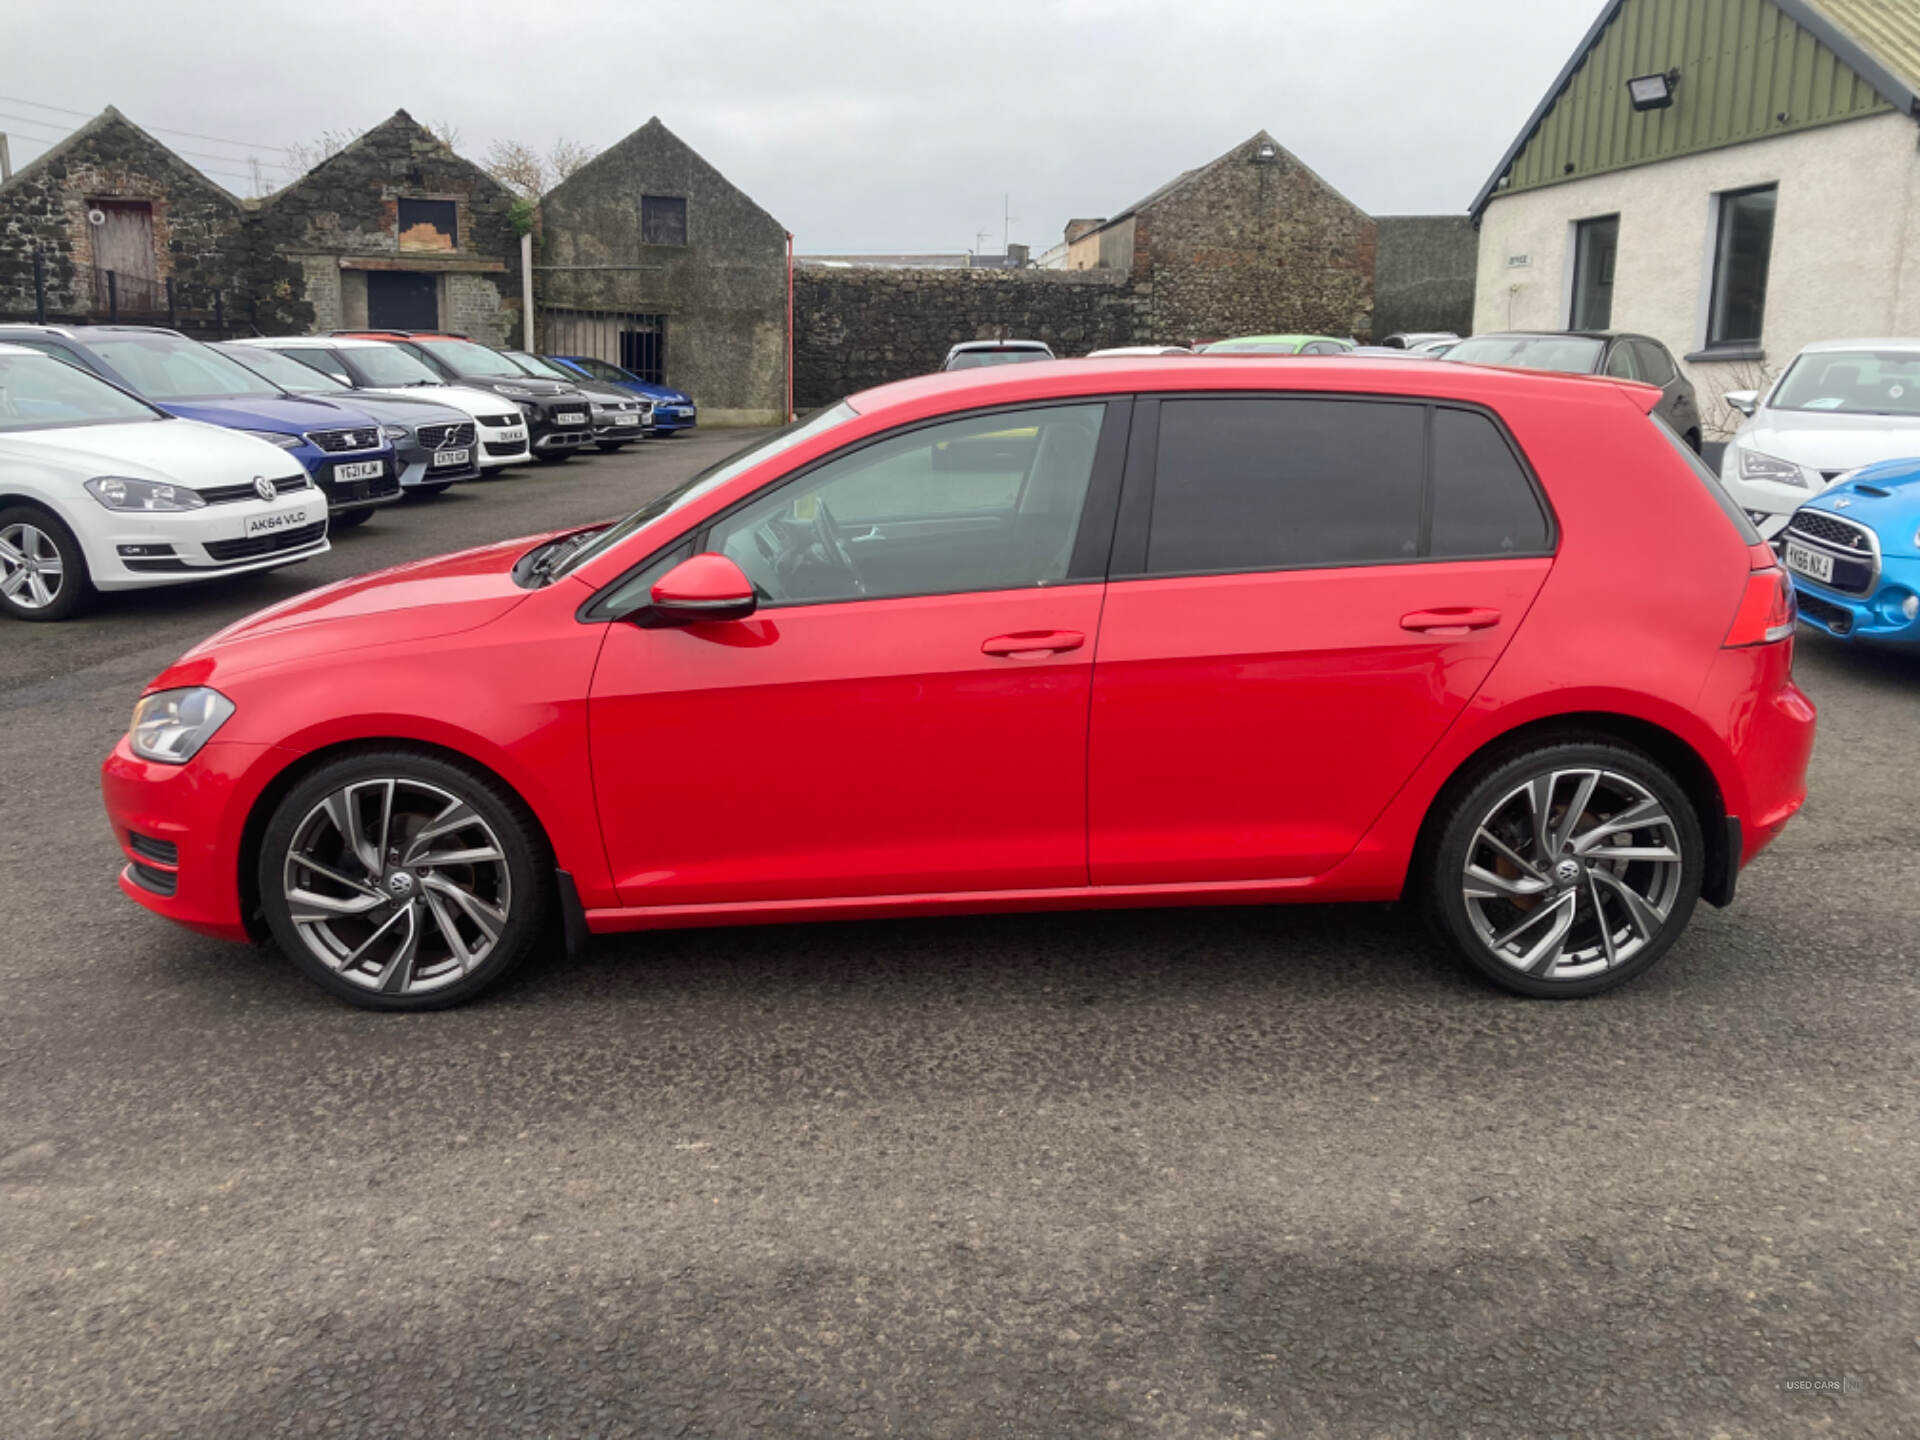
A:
943 339 1055 370
228 336 532 472
0 344 324 621
1721 338 1920 539
1084 345 1194 357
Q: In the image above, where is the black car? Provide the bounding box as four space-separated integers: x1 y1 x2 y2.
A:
335 331 594 463
1442 331 1702 449
498 351 652 452
214 343 480 495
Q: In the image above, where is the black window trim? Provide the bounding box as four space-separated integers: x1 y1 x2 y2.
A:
1106 390 1559 584
578 396 1134 623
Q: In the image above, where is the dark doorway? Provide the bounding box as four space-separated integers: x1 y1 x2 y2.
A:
367 271 439 330
1569 215 1618 331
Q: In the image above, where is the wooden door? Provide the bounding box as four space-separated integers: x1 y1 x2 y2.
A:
90 201 158 313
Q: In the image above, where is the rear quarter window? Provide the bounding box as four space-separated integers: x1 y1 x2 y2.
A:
1430 409 1551 557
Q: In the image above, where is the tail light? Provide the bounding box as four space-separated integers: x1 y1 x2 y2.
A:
1724 558 1796 647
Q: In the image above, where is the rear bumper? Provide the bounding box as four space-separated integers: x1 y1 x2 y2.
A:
1697 643 1816 868
100 738 280 942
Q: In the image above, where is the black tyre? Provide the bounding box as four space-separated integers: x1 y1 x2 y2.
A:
331 507 376 529
533 449 573 464
258 749 554 1011
0 504 92 622
595 442 628 454
407 482 453 499
1422 741 1704 998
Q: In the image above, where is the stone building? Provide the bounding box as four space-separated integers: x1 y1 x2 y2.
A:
537 117 788 425
1061 132 1378 342
0 107 300 328
254 110 522 341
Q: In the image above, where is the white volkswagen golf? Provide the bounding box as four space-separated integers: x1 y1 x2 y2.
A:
0 344 325 621
1721 338 1920 539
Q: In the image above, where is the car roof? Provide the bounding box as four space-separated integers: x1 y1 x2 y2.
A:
1797 337 1920 353
1468 329 1632 343
949 339 1049 350
849 355 1664 421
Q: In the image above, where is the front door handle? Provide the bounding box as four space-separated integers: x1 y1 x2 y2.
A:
1400 607 1502 635
982 629 1085 658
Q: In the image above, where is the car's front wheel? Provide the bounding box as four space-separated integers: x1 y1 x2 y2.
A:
331 508 376 529
533 449 573 464
258 750 553 1010
1423 741 1704 997
0 505 92 622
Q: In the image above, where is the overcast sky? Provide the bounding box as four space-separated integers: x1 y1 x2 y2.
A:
0 0 1603 254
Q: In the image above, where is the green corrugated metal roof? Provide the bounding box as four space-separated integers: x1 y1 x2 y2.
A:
1473 0 1920 216
1806 0 1920 93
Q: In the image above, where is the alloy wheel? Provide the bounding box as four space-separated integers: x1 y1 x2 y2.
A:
281 777 513 996
1460 767 1686 983
0 522 65 611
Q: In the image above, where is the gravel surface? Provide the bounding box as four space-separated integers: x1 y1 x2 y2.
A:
3 432 1915 1438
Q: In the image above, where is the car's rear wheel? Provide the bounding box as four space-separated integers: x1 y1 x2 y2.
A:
258 751 553 1010
0 505 92 622
1423 741 1703 997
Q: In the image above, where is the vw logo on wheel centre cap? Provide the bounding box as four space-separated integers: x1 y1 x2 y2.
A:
253 476 277 501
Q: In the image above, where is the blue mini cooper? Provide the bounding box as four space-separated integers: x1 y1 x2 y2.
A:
1780 458 1920 645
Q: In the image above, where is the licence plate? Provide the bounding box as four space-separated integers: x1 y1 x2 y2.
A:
245 508 311 537
336 460 384 482
432 448 470 467
1785 540 1834 584
499 426 527 441
555 411 586 426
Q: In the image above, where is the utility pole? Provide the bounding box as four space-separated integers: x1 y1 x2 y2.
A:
249 156 264 197
0 134 12 184
974 228 991 256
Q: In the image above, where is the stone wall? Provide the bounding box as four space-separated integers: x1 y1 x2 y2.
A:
1373 215 1477 340
539 118 788 424
793 265 1146 408
1132 135 1377 342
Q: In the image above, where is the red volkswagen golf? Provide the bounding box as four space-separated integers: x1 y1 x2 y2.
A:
102 358 1814 1009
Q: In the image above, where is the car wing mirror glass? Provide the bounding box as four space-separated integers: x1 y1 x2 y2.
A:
1724 390 1758 417
642 553 757 625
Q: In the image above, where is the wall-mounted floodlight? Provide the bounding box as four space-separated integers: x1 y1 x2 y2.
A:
1255 141 1278 162
1627 70 1680 110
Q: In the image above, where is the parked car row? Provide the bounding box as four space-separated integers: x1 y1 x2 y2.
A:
0 323 696 621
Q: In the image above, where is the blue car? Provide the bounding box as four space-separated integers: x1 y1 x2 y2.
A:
545 355 697 434
0 325 401 525
1780 457 1920 644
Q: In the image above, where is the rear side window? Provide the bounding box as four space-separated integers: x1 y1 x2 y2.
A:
1430 409 1550 557
1604 345 1639 380
1149 398 1424 573
1632 340 1676 386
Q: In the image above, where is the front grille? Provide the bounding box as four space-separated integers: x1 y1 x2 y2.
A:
1785 512 1878 596
416 421 476 450
124 558 190 573
305 427 382 453
198 474 312 505
484 439 528 457
129 832 179 865
478 413 519 427
203 520 328 562
127 861 178 897
1788 511 1873 553
1796 590 1854 635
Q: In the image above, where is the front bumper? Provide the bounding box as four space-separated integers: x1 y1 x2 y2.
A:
1790 555 1920 643
82 490 331 591
101 737 281 942
651 404 697 432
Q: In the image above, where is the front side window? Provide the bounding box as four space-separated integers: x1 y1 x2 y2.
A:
0 351 163 431
1146 398 1424 574
1707 185 1776 348
641 195 688 246
84 335 282 401
1570 215 1619 330
1768 348 1920 416
704 404 1107 606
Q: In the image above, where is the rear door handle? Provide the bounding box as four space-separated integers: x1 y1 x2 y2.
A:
1400 607 1503 635
982 629 1085 658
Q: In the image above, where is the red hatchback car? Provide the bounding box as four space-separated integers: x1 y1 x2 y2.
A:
102 358 1814 1009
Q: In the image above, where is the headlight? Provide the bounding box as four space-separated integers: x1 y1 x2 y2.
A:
237 429 303 450
496 384 534 398
1738 447 1806 487
380 424 409 441
85 476 206 511
518 402 538 419
129 687 235 764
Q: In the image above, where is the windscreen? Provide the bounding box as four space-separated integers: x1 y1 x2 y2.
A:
1444 335 1606 374
415 339 527 378
947 349 1051 369
346 345 445 387
507 353 577 381
1769 349 1920 416
1201 339 1302 354
0 351 163 431
218 344 347 394
86 334 284 401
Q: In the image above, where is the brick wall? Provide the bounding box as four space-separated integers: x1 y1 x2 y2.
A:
793 265 1147 408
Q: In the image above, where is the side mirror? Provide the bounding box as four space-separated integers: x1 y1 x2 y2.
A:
645 553 757 625
1724 390 1758 417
